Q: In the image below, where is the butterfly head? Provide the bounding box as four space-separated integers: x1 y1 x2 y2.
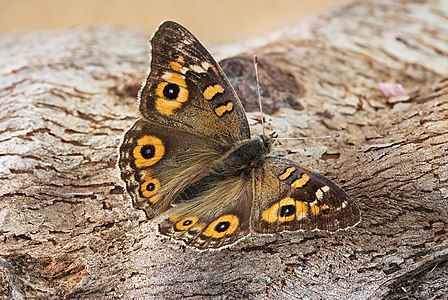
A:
259 133 276 154
259 131 278 154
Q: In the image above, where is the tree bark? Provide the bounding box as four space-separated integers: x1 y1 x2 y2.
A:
1 0 447 299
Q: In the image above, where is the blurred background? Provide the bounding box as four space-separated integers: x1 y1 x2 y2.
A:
0 0 342 44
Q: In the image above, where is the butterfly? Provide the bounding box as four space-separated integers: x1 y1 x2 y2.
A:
119 21 361 250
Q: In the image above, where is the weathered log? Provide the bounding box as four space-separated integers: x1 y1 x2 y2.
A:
1 0 447 299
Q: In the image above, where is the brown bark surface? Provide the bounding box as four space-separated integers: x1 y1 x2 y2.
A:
1 0 447 299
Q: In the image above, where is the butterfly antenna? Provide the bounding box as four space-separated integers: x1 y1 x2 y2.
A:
253 55 265 136
274 133 340 141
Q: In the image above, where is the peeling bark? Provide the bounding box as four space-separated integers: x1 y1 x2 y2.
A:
1 0 447 299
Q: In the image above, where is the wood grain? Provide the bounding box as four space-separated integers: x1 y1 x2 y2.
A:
1 0 447 299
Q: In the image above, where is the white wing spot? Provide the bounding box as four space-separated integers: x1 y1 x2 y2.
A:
190 65 207 73
201 61 212 70
316 189 324 201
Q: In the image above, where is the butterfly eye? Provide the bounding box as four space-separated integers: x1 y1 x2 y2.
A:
203 214 239 238
133 135 165 168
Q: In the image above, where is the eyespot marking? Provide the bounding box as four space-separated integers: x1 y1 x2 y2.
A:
155 74 189 115
203 214 239 238
277 197 296 222
280 204 295 217
175 216 199 231
163 83 180 100
262 198 309 223
156 80 188 102
133 135 165 168
279 166 296 181
203 84 224 100
214 102 233 117
291 173 310 189
140 176 161 203
215 221 230 232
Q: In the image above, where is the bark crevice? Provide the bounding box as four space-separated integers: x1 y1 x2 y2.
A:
1 0 447 299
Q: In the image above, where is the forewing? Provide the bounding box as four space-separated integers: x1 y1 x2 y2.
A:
252 157 360 233
139 21 250 144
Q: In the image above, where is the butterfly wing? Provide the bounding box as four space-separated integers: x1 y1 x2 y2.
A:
159 177 253 250
252 157 360 233
120 21 251 219
119 119 224 219
121 21 359 250
139 21 250 143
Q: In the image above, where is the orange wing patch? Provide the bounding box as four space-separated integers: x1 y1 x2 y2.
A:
214 102 234 117
279 166 296 181
291 173 310 189
203 84 224 100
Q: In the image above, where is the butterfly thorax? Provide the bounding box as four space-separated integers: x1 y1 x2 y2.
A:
211 135 272 178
